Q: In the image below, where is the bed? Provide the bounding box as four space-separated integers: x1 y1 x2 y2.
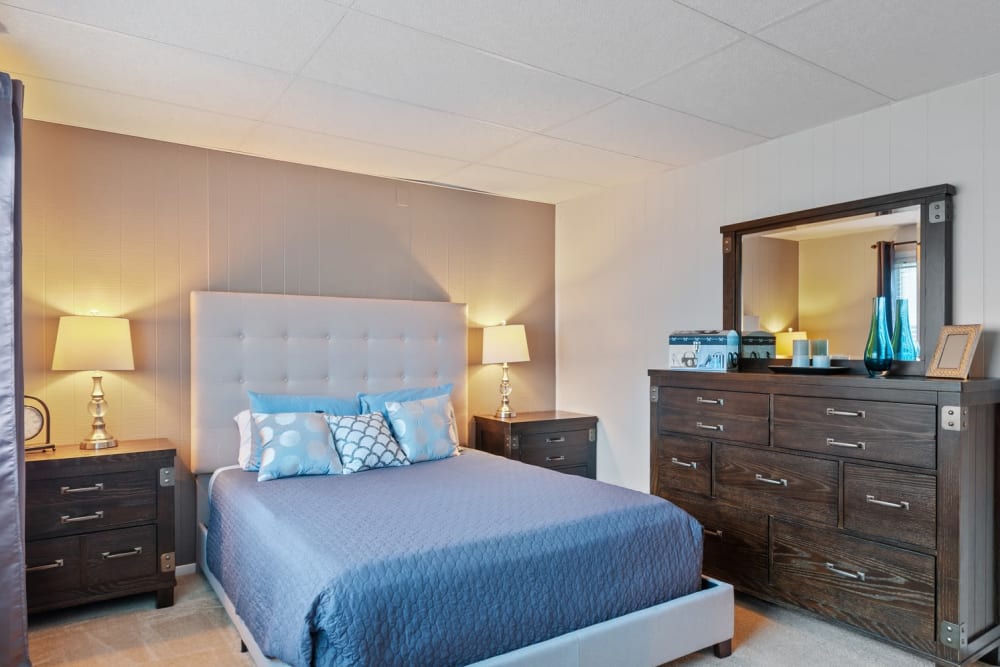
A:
191 290 734 666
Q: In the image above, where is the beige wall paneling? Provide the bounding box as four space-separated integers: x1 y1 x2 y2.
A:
23 121 556 565
556 71 1000 494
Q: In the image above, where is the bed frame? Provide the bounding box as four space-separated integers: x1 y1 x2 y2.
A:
190 290 734 666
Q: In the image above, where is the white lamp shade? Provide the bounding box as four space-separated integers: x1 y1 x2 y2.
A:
482 324 529 365
52 316 135 371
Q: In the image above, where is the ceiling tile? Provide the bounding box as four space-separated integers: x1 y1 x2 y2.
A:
437 164 602 204
548 97 763 165
674 0 827 33
15 74 258 152
757 0 1000 100
351 0 740 91
0 8 293 119
240 123 466 182
633 38 889 138
485 135 672 186
268 78 528 162
301 11 615 131
1 0 346 72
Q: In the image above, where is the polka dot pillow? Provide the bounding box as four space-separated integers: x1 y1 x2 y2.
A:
253 412 342 482
385 394 459 463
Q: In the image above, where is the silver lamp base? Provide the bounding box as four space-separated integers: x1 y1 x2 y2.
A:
79 373 119 449
494 362 517 419
80 437 118 450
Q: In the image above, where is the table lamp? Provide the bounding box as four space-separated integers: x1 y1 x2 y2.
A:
52 315 134 449
482 323 529 419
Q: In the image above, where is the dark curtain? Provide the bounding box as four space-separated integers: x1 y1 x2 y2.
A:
0 73 28 666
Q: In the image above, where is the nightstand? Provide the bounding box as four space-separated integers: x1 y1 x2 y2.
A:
24 438 176 613
474 411 597 479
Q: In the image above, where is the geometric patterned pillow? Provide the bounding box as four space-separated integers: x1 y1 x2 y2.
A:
327 412 409 474
253 412 341 482
385 394 459 463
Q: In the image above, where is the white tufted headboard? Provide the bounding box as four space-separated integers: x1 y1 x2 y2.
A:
190 291 468 474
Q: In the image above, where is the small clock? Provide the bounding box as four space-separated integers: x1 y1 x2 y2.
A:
23 395 53 453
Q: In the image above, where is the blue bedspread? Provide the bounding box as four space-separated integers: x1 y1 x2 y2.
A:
207 450 702 666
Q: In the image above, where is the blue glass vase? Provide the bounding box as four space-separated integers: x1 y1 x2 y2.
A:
891 298 919 362
864 296 893 377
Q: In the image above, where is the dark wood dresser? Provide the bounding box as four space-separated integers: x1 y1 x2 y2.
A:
474 411 597 478
649 369 1000 666
25 439 176 613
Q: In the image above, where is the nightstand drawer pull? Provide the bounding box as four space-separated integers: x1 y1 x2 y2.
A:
696 421 724 432
825 562 866 582
545 436 566 443
545 455 566 462
826 437 866 450
866 494 910 510
703 528 723 538
102 546 143 560
60 482 104 495
60 510 104 524
670 457 698 469
826 408 867 419
26 559 64 573
755 473 788 487
696 396 724 406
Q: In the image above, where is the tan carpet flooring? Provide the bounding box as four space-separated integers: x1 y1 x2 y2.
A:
28 573 985 666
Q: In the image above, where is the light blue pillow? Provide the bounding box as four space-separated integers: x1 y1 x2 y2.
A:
385 394 459 463
254 412 342 482
248 391 360 417
358 383 453 418
327 412 409 474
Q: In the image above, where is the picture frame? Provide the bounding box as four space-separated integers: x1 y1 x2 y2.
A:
926 324 982 379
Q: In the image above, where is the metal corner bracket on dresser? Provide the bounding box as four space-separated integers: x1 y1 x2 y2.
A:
649 370 1000 666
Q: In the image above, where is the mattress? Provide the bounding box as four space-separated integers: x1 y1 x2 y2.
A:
206 449 702 667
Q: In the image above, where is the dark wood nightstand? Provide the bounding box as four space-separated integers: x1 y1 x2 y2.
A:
24 438 177 613
474 411 598 479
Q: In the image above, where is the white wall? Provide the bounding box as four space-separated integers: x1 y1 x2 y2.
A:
555 73 1000 493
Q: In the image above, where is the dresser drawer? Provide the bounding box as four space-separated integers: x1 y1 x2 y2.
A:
660 388 769 444
26 536 82 596
843 464 936 549
669 494 768 590
519 443 591 469
26 489 157 540
653 435 711 497
771 519 935 645
84 525 158 586
518 427 591 450
715 444 838 525
773 396 936 468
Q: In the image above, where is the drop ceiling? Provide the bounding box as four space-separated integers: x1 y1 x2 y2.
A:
3 0 1000 204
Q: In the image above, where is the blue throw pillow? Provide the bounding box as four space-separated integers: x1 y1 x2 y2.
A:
248 391 360 417
358 383 453 418
327 412 409 474
253 412 342 482
385 394 459 463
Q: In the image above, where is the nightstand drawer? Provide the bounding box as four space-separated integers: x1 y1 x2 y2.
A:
520 443 590 469
27 469 154 508
26 489 157 540
84 525 158 585
843 464 936 549
518 428 591 450
653 435 711 497
26 536 82 596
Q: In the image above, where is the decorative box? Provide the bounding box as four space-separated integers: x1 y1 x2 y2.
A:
668 330 740 372
741 331 776 360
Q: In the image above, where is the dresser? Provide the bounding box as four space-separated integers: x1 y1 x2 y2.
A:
24 439 176 613
474 411 597 478
649 370 1000 667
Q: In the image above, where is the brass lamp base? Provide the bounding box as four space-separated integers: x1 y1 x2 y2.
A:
80 436 118 450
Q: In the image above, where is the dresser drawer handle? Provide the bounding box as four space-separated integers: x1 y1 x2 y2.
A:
703 528 723 538
755 473 787 487
26 559 64 573
60 510 104 524
825 562 866 582
102 546 143 560
545 436 566 443
545 455 566 463
60 482 104 495
696 396 724 406
826 408 867 419
826 437 866 450
866 494 910 510
670 457 698 470
696 422 724 432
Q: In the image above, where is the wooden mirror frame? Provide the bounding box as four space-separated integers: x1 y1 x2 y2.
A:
721 184 954 376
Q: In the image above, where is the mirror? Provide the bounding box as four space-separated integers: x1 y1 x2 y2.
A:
721 185 953 376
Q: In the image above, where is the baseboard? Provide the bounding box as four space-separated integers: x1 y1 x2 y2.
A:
176 563 197 576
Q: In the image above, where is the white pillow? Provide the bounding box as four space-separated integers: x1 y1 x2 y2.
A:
234 409 256 470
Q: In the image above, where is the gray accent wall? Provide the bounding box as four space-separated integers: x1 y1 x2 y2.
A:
22 120 556 565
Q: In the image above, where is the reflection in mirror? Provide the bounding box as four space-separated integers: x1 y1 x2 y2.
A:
740 205 921 360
